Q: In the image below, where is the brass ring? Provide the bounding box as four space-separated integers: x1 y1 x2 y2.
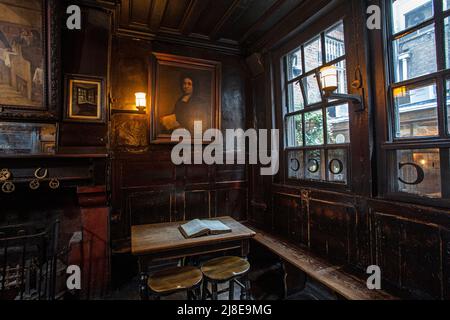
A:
49 178 60 190
34 168 48 180
29 179 40 190
2 181 15 194
0 169 11 182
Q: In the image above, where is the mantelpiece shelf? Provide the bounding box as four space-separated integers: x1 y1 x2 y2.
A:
0 153 108 160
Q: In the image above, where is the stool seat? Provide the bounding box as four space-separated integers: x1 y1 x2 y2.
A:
201 256 250 281
148 266 203 294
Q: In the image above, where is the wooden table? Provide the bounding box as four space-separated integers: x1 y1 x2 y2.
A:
131 216 256 300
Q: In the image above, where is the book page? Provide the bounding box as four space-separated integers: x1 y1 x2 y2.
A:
179 219 208 238
201 220 231 235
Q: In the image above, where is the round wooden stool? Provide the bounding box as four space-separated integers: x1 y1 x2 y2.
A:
148 266 203 300
201 256 251 300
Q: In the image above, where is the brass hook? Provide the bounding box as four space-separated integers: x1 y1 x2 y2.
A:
0 169 11 182
34 168 48 180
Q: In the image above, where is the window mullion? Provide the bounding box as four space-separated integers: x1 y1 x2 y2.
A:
435 0 445 71
440 149 450 198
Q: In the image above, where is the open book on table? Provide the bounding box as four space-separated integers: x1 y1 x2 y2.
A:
179 219 232 239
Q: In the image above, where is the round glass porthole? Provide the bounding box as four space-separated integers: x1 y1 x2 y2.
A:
329 158 344 175
307 159 320 173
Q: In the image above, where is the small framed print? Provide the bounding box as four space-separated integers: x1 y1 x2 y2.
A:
64 74 105 123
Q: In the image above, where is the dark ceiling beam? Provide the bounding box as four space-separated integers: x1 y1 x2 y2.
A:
149 0 168 32
239 0 291 44
249 0 332 53
209 0 246 41
180 0 210 35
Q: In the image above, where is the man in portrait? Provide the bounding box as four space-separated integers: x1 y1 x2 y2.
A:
160 75 209 134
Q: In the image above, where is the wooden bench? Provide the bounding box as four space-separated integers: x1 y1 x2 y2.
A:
246 224 397 300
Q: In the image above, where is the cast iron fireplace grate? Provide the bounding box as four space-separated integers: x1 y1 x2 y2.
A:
0 220 60 300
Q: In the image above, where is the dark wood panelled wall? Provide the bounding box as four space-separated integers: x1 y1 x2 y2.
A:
247 0 450 300
109 34 248 242
2 0 450 300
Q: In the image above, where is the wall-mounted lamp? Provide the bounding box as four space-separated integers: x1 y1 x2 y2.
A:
135 92 147 112
319 65 364 112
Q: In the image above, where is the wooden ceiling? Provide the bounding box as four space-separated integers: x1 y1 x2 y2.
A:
115 0 307 53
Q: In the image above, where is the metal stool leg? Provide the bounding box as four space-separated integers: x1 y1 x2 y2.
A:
240 275 250 300
195 286 202 300
202 280 208 300
229 280 235 300
211 282 218 300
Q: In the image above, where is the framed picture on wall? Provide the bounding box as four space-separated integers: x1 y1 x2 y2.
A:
64 74 105 123
151 53 221 143
0 0 60 120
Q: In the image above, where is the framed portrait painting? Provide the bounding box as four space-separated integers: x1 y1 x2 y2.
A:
0 0 60 120
151 53 221 143
64 74 105 123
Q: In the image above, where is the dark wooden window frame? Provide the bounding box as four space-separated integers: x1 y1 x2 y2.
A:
378 0 450 208
275 9 353 191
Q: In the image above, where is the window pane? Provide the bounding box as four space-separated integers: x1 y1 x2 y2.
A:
393 24 437 83
305 110 324 146
332 60 347 95
288 82 304 112
304 36 322 73
288 150 304 180
287 48 303 80
447 79 450 133
445 17 450 69
286 115 303 147
306 149 325 180
327 104 350 144
325 22 345 62
394 82 438 138
301 74 322 105
391 0 434 34
393 149 441 198
444 0 450 11
328 149 347 183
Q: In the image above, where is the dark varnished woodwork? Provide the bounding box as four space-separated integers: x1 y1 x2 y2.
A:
131 216 255 256
72 185 110 298
110 38 248 241
148 266 203 294
247 223 397 300
115 0 307 54
245 0 450 299
59 4 112 154
201 256 250 281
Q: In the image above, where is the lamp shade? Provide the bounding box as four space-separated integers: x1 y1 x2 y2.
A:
320 66 338 93
135 92 147 108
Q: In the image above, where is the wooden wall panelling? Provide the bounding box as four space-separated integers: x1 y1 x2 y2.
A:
215 187 248 221
372 212 402 291
400 219 442 299
110 36 152 112
442 227 450 300
127 190 172 226
184 190 210 221
373 211 444 299
308 198 357 265
353 197 372 271
273 192 302 243
60 5 112 153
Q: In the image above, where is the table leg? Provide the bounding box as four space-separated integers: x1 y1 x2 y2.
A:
241 239 250 258
138 257 149 300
